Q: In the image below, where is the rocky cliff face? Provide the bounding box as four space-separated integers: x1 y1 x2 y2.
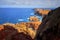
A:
0 25 18 40
35 7 60 40
0 21 41 40
0 24 34 40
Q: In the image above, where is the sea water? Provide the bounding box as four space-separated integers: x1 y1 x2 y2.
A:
0 8 54 24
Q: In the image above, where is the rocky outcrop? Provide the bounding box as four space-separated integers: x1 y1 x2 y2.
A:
35 7 60 40
29 16 40 21
34 8 51 16
0 25 18 40
26 21 41 30
0 24 34 40
15 21 41 39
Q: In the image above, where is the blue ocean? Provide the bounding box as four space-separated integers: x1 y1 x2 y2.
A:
0 8 54 24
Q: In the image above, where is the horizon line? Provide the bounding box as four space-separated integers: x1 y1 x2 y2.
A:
0 5 59 8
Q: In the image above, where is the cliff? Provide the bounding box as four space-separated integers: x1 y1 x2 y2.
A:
0 23 34 40
35 7 60 40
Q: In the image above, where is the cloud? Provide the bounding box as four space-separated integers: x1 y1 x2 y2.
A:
0 0 60 8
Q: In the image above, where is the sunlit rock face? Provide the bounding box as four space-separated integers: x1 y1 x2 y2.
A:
0 24 34 40
27 16 42 30
25 21 41 39
15 21 41 39
27 22 41 30
34 8 51 16
29 16 40 22
35 7 60 40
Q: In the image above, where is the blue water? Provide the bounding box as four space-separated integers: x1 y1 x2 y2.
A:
0 8 54 24
0 8 35 24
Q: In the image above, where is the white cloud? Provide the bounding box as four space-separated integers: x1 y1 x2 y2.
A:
0 0 60 8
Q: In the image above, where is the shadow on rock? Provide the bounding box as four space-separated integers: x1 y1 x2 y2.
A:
35 7 60 40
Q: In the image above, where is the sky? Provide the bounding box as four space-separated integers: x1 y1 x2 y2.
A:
0 0 60 8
